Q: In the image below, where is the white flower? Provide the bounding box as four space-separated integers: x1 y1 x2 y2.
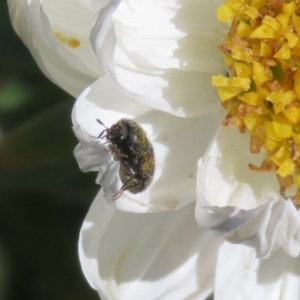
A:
72 0 300 298
10 0 300 298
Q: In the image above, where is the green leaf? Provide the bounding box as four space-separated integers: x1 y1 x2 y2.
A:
0 80 33 112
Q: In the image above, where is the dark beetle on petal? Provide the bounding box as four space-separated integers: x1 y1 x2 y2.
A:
97 118 155 200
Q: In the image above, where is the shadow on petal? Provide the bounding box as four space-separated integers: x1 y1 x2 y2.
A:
215 243 300 300
79 191 223 299
258 246 300 284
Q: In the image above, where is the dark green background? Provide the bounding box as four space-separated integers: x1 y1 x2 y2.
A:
0 1 99 299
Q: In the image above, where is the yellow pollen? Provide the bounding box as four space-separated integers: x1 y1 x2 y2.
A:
53 32 80 49
214 0 300 202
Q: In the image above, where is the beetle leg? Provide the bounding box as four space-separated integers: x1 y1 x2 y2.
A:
104 148 128 158
112 169 134 200
112 162 137 200
112 181 135 200
112 180 143 200
98 129 108 139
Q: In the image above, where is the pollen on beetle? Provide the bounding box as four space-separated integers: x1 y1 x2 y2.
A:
213 0 300 205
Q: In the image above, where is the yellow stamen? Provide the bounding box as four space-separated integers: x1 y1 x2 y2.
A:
214 0 300 201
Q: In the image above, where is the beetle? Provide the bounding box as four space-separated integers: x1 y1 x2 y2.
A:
97 118 155 200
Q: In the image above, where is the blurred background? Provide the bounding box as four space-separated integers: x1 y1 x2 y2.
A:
0 1 99 299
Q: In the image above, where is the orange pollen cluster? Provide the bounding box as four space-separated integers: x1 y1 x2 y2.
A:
212 0 300 202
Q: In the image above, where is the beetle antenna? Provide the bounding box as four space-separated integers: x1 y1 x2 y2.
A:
96 119 108 129
96 119 109 139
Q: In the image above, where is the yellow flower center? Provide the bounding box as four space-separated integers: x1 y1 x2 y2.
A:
213 0 300 204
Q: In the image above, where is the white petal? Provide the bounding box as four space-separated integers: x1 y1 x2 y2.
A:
197 126 280 209
112 66 221 117
7 0 32 48
73 76 222 212
31 41 96 96
90 0 120 73
8 0 103 96
41 0 102 78
195 126 300 258
72 76 151 136
79 0 109 11
112 0 224 72
73 126 111 173
79 191 223 300
215 243 300 300
91 0 225 116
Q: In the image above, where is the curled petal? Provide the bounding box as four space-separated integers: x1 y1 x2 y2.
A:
72 76 222 212
79 190 223 300
73 126 111 173
8 0 103 96
8 0 31 48
215 243 300 300
41 0 102 78
90 0 121 74
195 126 300 258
